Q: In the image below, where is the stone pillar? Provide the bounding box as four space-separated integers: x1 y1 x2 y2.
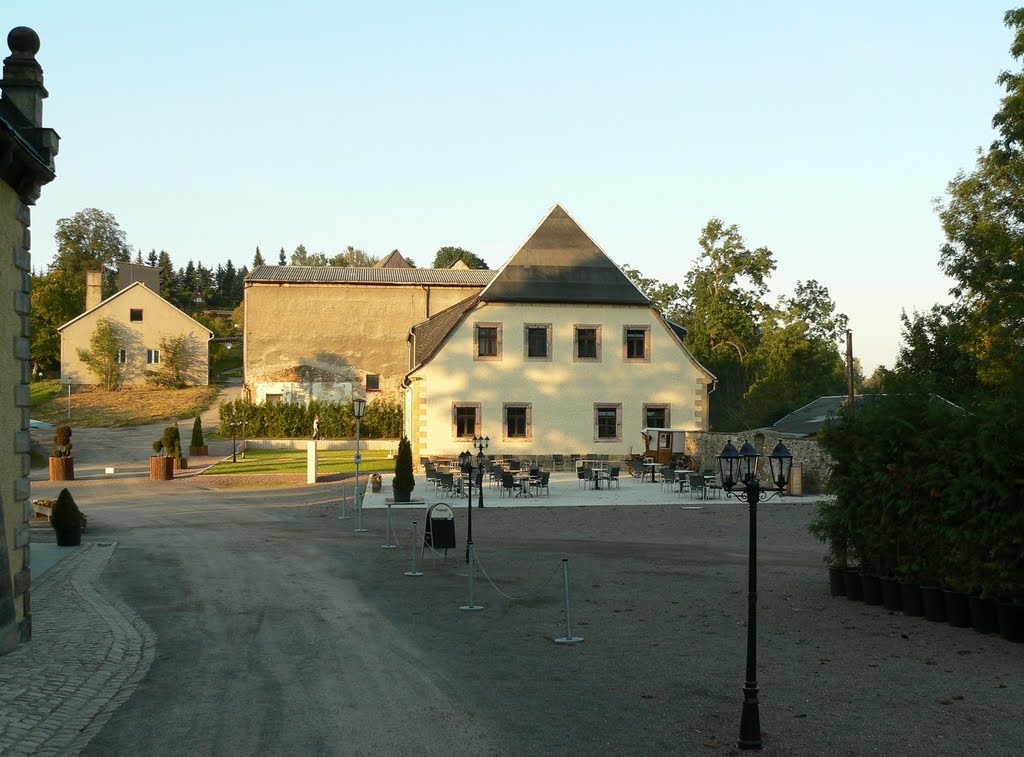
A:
307 440 318 484
1 26 58 653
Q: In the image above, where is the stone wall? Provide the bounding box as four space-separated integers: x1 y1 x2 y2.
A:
686 431 831 495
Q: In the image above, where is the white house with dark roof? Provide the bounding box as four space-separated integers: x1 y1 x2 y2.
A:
403 205 714 459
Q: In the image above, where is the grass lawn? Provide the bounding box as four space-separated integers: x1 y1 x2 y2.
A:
204 448 396 476
31 381 221 428
30 378 63 410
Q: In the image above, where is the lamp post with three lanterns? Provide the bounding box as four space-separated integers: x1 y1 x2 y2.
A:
717 438 793 752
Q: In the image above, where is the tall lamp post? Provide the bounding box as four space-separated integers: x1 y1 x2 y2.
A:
353 397 367 533
717 438 793 752
461 435 489 563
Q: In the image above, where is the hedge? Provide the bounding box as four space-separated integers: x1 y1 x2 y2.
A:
219 398 402 440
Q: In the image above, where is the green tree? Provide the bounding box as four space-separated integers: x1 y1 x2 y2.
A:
253 246 265 267
148 333 202 388
146 248 158 267
329 245 379 267
621 265 687 322
278 247 286 266
681 218 776 428
51 207 132 305
935 8 1024 392
432 246 488 269
76 317 125 390
30 268 77 370
157 250 175 298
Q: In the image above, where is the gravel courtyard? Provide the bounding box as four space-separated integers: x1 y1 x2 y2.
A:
292 493 1024 756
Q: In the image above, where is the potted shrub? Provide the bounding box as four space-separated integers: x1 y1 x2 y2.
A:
370 473 382 493
49 424 75 481
150 428 175 481
808 499 848 597
162 424 188 471
392 436 415 502
51 487 85 546
189 415 208 457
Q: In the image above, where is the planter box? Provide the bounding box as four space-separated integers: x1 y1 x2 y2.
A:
172 457 189 471
969 595 999 635
150 456 174 481
900 582 925 617
49 456 75 482
189 445 208 457
861 574 883 605
844 569 864 601
997 602 1024 643
921 586 947 622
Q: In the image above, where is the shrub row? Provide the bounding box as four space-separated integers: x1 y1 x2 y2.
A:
810 389 1024 604
218 398 402 440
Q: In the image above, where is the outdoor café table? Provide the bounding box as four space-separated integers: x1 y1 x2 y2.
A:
590 465 608 490
516 473 533 497
642 462 660 482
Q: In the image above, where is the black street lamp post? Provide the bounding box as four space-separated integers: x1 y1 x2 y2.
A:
461 435 488 563
717 438 793 752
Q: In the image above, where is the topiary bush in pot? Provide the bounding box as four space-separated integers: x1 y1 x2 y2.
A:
392 436 415 502
49 424 75 481
190 415 208 457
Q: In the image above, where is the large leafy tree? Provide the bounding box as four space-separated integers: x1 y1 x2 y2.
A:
621 265 687 323
51 207 132 305
935 8 1024 392
432 246 488 269
743 280 848 427
681 219 776 428
329 245 379 267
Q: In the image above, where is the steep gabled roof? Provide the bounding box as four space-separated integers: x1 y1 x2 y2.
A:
409 294 481 369
57 281 214 337
245 265 493 286
480 204 650 305
374 249 412 268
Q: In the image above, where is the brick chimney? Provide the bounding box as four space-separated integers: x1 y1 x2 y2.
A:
85 270 103 311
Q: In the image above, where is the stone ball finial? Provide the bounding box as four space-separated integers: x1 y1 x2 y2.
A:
8 27 41 57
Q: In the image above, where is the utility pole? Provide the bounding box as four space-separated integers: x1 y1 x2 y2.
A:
846 329 855 415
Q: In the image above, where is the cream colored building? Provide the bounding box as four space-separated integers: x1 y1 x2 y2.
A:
243 256 492 404
59 282 213 386
404 205 714 460
1 26 59 652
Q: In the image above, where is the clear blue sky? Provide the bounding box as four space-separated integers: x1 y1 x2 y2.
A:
12 1 1017 372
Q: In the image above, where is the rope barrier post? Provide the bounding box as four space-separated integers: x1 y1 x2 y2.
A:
404 522 423 577
554 558 583 645
338 490 349 520
381 502 397 549
354 480 367 533
460 542 484 611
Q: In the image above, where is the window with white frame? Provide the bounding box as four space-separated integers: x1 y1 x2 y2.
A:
118 349 126 364
147 349 160 364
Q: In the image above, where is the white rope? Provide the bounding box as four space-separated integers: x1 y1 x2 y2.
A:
473 552 562 601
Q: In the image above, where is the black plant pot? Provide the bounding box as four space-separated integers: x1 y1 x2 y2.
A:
900 582 925 617
844 569 864 601
944 590 972 628
828 566 846 597
997 602 1024 643
921 585 947 622
881 577 902 612
393 488 412 503
969 595 999 635
861 574 883 605
55 528 81 547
